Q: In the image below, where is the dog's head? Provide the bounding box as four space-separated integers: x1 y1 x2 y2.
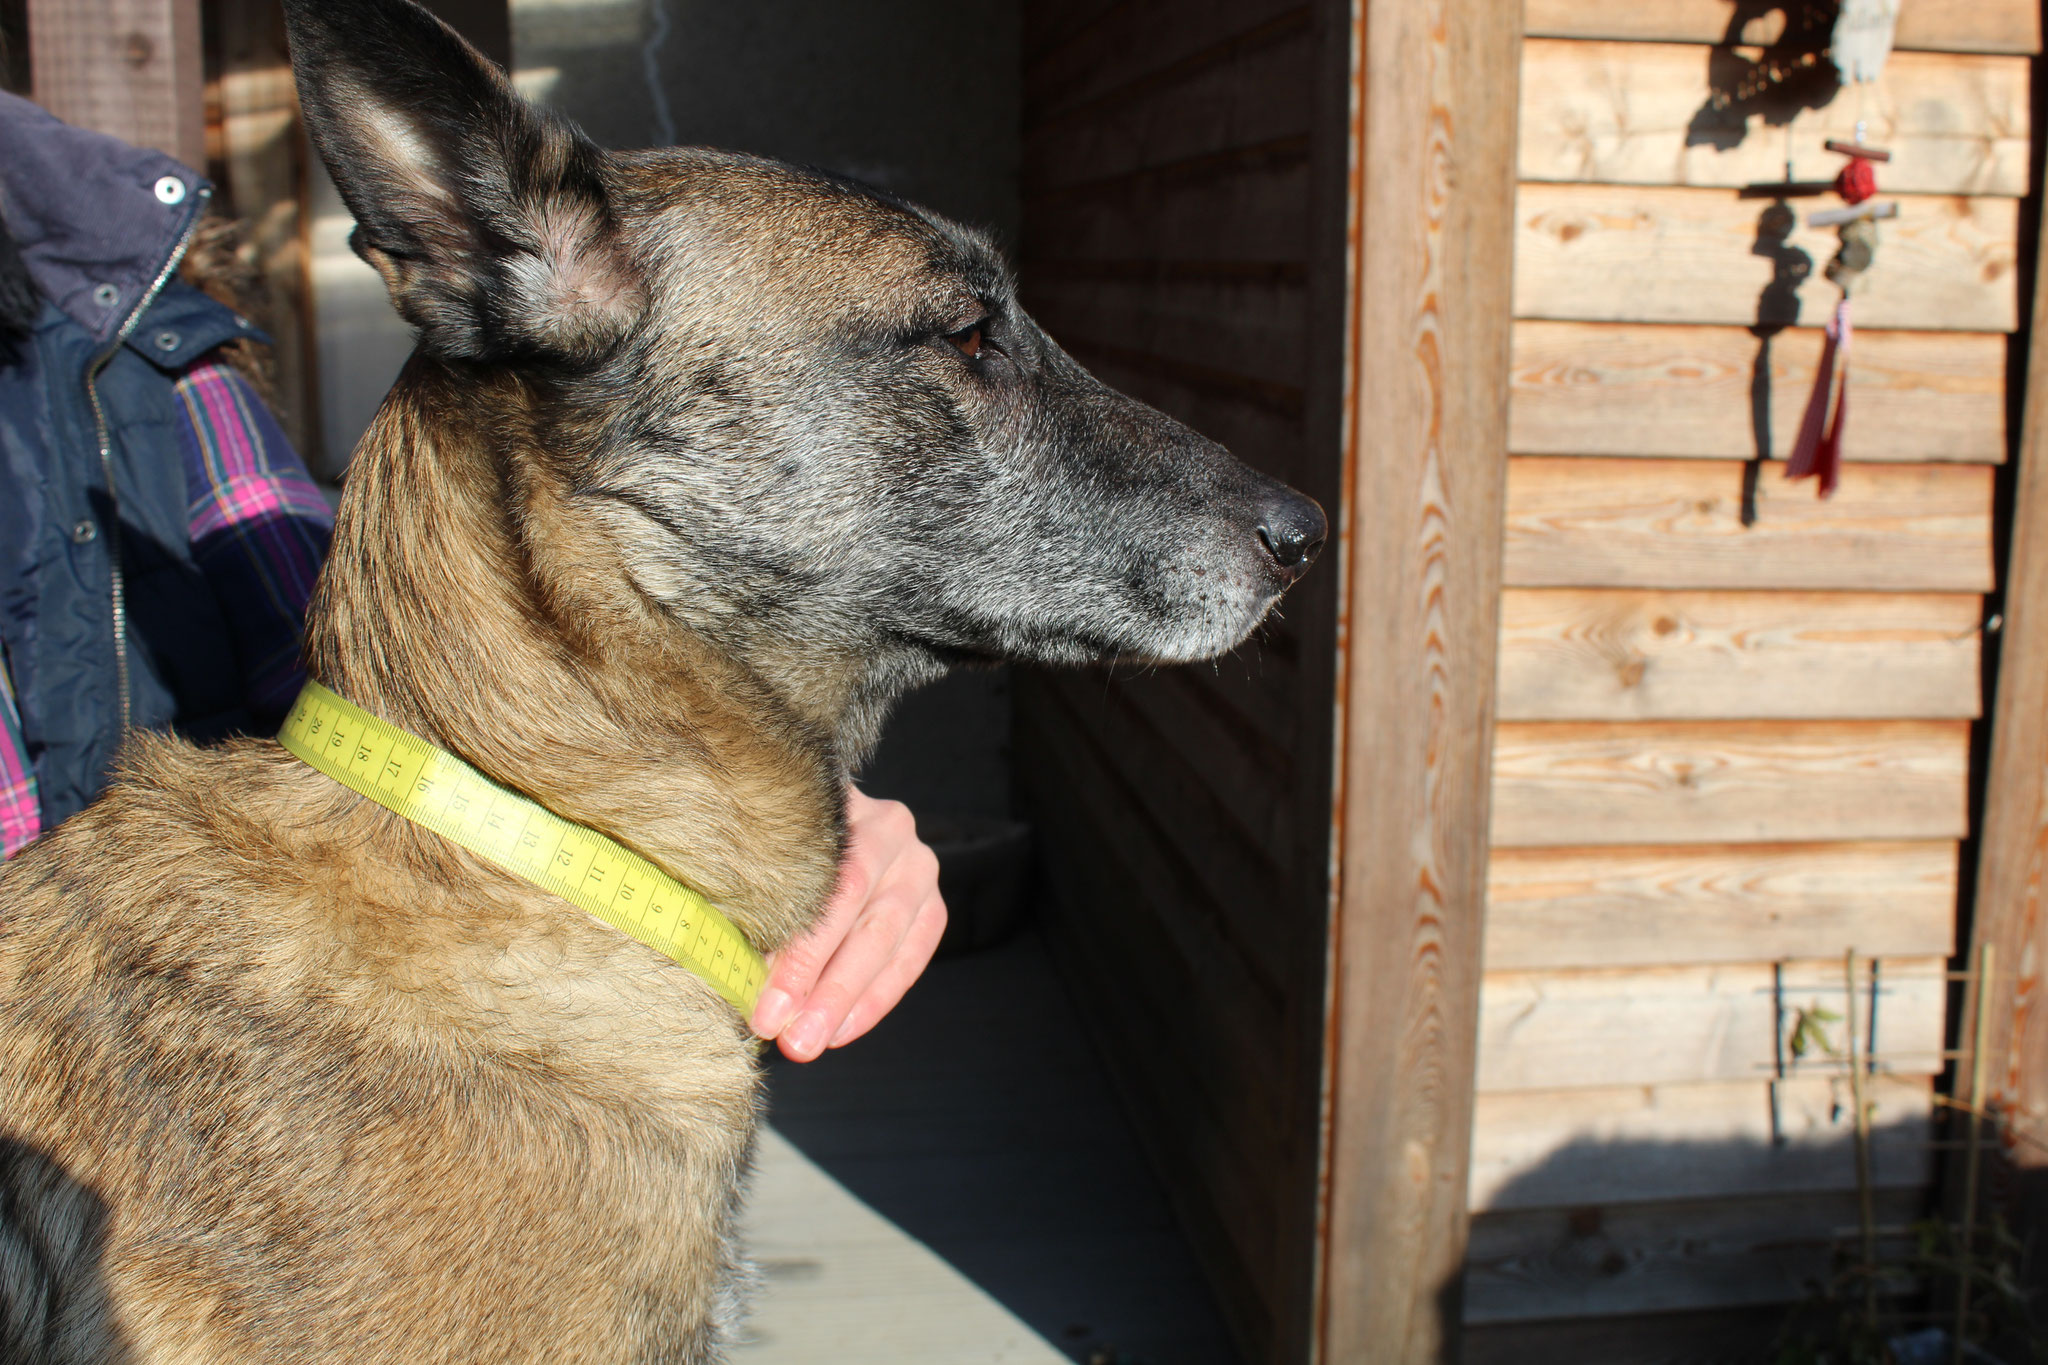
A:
285 0 1324 696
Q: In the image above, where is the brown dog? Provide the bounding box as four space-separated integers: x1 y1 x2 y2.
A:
0 1 1325 1360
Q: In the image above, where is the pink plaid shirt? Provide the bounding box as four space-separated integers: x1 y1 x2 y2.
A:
0 358 330 858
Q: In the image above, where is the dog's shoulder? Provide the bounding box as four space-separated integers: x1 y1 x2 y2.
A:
0 733 758 1361
2 731 756 1109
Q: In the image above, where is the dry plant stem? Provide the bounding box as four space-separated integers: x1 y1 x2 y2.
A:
1953 942 1996 1365
1847 947 1878 1323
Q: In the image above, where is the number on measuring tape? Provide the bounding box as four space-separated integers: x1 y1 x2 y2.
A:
279 681 764 1013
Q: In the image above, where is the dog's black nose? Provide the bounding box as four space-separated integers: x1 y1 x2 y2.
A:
1256 491 1327 579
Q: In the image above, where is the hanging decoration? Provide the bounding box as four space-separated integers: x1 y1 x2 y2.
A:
1783 0 1902 500
1785 139 1892 499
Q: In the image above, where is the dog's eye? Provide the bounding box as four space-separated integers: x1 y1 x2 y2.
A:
942 322 984 360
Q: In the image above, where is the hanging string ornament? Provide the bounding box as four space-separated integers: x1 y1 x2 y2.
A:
1785 148 1885 498
1784 0 1900 500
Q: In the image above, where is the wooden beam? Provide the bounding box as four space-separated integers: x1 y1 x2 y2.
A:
1521 0 2043 56
27 0 204 169
1025 274 1310 398
1503 457 1996 593
1498 589 1984 722
1462 1305 1784 1365
1316 0 1520 1357
1023 0 1308 128
1476 958 1949 1092
1470 1075 1935 1210
1515 184 2020 333
1485 841 1959 970
1520 40 2030 198
1021 16 1315 193
204 0 325 473
1960 112 2048 1277
1465 1188 1926 1323
1509 322 2009 465
1490 719 1971 847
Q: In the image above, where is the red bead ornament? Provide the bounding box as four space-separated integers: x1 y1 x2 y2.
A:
1835 157 1878 204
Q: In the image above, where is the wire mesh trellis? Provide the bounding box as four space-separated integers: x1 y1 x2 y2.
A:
1762 942 2033 1365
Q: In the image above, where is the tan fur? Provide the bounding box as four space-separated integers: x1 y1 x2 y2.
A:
0 355 835 1363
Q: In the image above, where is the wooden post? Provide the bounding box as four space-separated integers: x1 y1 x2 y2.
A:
1316 0 1521 1358
203 0 326 473
27 0 205 170
1961 165 2048 1272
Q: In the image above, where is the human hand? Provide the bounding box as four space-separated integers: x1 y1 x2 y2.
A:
749 786 947 1061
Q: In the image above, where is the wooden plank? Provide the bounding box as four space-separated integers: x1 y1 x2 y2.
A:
1959 102 2048 1291
1018 696 1295 1352
1520 40 2030 198
1508 321 2008 464
1023 0 1308 126
1503 457 1996 593
1514 184 2020 332
1466 1188 1923 1323
1062 334 1306 421
1 5 24 96
28 0 204 169
735 1126 1072 1365
1030 687 1295 1103
1497 589 1984 721
1469 1076 1935 1210
1462 1305 1783 1365
1022 18 1313 193
1476 959 1949 1092
1171 649 1303 757
1109 669 1297 852
206 0 326 474
1485 841 1959 970
1021 143 1311 268
1318 0 1520 1356
1035 893 1289 1354
1522 0 2042 56
1070 645 1301 762
1021 0 1107 64
1024 273 1308 394
1018 8 1348 1362
1038 673 1298 1002
1490 719 1970 847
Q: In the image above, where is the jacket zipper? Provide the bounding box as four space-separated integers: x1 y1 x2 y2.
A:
85 193 207 733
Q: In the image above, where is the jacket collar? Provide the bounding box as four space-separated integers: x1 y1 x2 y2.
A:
0 91 207 348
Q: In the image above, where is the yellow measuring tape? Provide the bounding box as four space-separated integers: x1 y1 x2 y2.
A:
279 681 766 1014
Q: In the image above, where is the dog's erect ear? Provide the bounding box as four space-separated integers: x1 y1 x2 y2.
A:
282 0 641 362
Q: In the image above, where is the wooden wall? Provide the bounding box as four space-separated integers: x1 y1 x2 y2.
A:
1011 3 1346 1360
28 0 206 170
1463 5 2038 1355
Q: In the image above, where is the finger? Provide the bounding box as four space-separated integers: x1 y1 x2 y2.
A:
749 802 891 1038
827 891 947 1051
776 847 935 1061
751 890 855 1039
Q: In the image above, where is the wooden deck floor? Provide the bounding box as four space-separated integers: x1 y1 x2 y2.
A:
738 923 1241 1365
732 1126 1066 1362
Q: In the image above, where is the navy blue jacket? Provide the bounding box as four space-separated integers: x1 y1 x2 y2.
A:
0 92 305 829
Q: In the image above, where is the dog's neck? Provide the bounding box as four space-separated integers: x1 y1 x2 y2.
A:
302 358 844 951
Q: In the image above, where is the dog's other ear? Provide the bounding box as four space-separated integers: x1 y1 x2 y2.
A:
282 0 641 363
